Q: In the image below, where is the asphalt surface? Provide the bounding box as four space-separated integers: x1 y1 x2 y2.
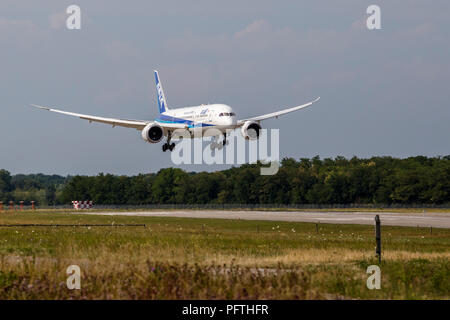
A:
77 210 450 228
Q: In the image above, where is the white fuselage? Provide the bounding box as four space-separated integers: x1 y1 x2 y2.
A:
155 104 238 137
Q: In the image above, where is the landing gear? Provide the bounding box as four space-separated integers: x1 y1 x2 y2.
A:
162 132 176 152
162 143 175 152
210 141 223 150
210 134 228 150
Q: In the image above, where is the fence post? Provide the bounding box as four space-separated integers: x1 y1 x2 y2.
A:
0 201 3 212
375 215 381 263
31 201 35 210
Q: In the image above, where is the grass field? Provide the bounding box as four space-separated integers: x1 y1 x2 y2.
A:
0 211 448 299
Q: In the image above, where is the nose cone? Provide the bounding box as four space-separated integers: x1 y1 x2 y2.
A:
218 105 237 126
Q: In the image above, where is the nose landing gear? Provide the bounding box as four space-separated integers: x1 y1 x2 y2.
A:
210 134 228 151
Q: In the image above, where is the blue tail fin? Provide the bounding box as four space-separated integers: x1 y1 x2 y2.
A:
154 70 169 114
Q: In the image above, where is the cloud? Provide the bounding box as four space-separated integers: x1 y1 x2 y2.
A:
49 11 67 30
234 19 270 38
103 41 141 60
351 16 367 31
392 23 436 42
163 20 297 59
0 18 47 48
49 7 93 30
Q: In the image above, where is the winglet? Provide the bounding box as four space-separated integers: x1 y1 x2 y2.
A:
30 104 51 111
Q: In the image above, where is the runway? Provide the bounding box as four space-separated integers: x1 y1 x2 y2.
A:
76 210 450 229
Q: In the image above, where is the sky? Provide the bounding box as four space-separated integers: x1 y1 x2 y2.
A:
1 1 449 175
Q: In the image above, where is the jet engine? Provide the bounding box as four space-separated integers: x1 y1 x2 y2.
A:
141 123 164 143
241 121 262 140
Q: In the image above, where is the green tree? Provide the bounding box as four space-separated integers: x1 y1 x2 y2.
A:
0 170 12 201
46 185 57 206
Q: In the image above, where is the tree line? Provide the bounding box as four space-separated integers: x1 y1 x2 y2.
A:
1 156 449 206
0 171 68 206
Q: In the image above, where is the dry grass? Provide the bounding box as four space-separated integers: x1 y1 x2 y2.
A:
0 211 448 299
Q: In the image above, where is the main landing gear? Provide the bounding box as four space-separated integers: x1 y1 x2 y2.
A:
162 143 175 152
162 132 175 152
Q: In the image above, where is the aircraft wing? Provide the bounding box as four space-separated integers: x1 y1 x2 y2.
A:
237 97 320 125
31 104 150 130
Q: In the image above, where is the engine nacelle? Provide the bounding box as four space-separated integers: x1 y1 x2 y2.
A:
241 121 262 140
141 123 164 143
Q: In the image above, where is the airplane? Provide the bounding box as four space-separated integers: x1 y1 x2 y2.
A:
32 70 320 152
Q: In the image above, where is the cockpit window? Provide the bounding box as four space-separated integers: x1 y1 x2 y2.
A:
219 112 235 117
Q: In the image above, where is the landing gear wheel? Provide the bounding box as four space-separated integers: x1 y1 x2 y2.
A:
210 136 218 151
169 143 175 152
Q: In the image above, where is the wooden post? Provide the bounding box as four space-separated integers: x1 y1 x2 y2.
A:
375 215 381 263
31 201 35 210
20 201 24 211
0 201 3 212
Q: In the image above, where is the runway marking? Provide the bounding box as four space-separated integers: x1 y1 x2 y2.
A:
73 210 450 228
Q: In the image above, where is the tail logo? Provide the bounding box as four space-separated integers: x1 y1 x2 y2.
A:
156 83 165 111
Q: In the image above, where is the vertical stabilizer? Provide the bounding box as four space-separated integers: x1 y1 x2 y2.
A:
154 70 169 114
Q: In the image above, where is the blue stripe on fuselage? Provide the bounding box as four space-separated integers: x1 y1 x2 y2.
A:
156 114 214 128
